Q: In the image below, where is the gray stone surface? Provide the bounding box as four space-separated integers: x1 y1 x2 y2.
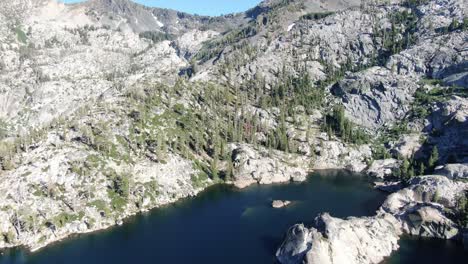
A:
278 175 468 264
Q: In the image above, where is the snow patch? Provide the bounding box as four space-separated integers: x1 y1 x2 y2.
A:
287 23 296 32
152 14 164 27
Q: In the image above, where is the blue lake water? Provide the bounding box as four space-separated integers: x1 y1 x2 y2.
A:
1 170 466 263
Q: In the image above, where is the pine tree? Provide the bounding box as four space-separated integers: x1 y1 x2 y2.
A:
225 158 233 182
428 146 439 171
211 157 219 181
448 19 459 31
408 166 415 178
401 158 410 179
418 162 426 176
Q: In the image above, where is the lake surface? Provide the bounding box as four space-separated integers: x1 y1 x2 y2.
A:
1 170 466 264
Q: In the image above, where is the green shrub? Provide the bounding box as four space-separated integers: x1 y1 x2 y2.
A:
455 192 468 227
139 31 174 43
53 213 80 228
323 106 370 145
88 199 109 215
2 231 15 243
15 27 27 44
300 12 334 20
0 119 7 139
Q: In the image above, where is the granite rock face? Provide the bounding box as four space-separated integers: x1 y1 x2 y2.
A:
331 67 420 130
367 159 401 179
276 213 402 264
277 175 468 264
435 163 468 180
425 96 468 163
230 144 308 188
1 0 467 256
272 200 292 208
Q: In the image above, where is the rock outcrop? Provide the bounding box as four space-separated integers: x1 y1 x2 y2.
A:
272 200 292 208
367 159 401 179
1 0 467 257
230 144 308 188
331 67 420 130
277 175 468 264
276 213 402 264
435 163 468 180
425 96 468 163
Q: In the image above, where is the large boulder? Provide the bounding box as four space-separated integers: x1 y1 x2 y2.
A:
382 176 468 210
392 134 422 159
276 213 401 264
313 140 372 172
277 175 468 264
367 159 401 178
380 176 467 240
276 224 312 264
400 204 459 239
435 163 468 180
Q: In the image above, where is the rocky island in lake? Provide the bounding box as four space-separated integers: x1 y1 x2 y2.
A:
0 0 467 263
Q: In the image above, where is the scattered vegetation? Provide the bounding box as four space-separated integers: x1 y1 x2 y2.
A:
323 106 370 145
53 212 84 228
441 17 468 33
15 27 27 44
373 9 419 65
300 12 334 20
391 145 439 181
196 24 257 63
2 231 16 243
139 31 174 43
402 0 429 8
88 200 110 216
454 191 468 228
106 169 130 212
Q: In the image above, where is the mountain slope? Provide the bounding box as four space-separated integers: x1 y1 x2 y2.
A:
0 0 467 257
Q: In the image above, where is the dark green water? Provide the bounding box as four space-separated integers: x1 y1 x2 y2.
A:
1 171 466 264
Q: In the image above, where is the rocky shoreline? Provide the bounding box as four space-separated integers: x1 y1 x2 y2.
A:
276 173 468 264
0 0 467 261
1 140 467 259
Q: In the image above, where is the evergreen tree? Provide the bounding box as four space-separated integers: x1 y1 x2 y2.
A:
418 162 426 176
428 146 439 170
401 158 410 179
408 166 415 178
448 19 459 31
211 157 219 181
225 157 233 182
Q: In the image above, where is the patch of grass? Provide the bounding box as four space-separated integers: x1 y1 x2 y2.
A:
85 154 104 170
108 191 127 212
142 180 159 202
104 169 130 212
32 185 46 197
88 199 110 215
2 230 15 243
190 173 208 189
0 119 8 140
15 27 27 44
41 165 50 172
53 212 82 228
190 160 210 188
21 171 32 177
